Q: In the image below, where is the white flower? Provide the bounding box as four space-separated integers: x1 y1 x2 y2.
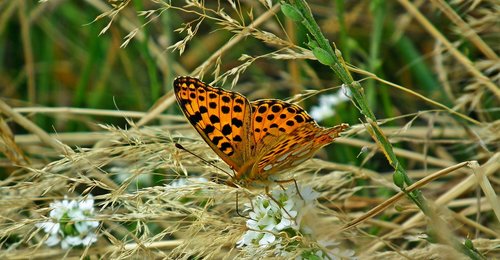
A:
167 177 209 188
49 200 76 219
236 230 260 248
299 186 320 202
36 222 60 235
81 233 98 246
61 236 83 249
78 197 95 212
237 186 354 259
36 195 99 249
45 234 61 247
310 86 351 121
259 232 276 246
237 185 319 250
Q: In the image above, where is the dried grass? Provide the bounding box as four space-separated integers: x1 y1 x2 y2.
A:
0 0 498 259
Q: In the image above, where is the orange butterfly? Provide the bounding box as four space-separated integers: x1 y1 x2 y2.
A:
174 76 348 188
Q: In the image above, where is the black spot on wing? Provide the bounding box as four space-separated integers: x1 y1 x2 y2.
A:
258 106 267 114
190 112 202 124
294 114 304 123
222 124 232 135
212 136 223 145
204 125 215 134
232 118 243 127
271 105 281 113
210 115 220 124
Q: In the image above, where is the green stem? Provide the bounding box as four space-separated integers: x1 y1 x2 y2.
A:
284 1 484 258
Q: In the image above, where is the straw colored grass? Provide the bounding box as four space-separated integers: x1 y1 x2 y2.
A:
1 0 498 259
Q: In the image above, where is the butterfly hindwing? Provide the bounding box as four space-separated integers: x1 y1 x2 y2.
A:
254 123 349 176
250 99 315 151
174 76 254 172
249 99 348 177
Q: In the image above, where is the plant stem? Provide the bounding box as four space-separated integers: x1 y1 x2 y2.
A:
284 1 484 258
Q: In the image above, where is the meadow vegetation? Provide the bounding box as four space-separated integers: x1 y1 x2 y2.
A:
0 0 498 259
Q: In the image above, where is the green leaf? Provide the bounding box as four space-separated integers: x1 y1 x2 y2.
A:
393 170 405 189
312 47 335 66
281 3 303 22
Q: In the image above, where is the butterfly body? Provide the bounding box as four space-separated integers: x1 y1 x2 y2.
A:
174 76 348 188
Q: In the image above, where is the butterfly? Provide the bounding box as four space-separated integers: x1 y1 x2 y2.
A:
174 76 349 188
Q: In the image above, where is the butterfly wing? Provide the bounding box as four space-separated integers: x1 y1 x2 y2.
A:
250 99 316 150
248 99 348 180
174 76 254 172
255 123 348 178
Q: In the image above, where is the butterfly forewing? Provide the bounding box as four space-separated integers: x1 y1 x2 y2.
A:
173 76 254 172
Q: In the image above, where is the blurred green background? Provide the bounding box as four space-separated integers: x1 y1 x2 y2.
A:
1 0 498 171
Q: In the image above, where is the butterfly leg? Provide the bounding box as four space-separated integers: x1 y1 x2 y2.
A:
235 191 251 219
274 178 304 201
264 186 296 221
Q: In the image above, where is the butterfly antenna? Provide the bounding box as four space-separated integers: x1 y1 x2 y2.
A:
174 143 236 181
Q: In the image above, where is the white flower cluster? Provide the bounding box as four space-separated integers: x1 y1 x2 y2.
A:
310 86 351 122
237 186 318 251
36 196 99 249
237 186 357 260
